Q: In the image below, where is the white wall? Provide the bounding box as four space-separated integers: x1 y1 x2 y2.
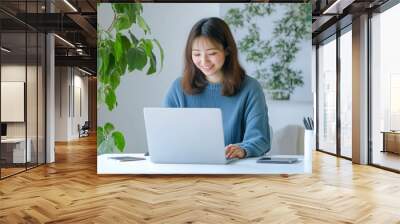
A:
98 3 312 155
1 65 37 137
55 67 68 141
55 67 89 141
76 74 89 128
1 63 46 163
98 3 220 153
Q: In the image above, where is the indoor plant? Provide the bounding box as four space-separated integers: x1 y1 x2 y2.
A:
97 3 164 154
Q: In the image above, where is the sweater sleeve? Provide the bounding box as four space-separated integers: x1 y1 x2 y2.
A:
237 82 271 158
163 78 182 107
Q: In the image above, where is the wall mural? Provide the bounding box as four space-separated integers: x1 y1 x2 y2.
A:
225 3 311 100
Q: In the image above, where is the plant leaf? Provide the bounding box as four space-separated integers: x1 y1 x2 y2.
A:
115 14 131 31
118 55 127 75
153 39 164 72
98 47 107 73
110 71 120 90
112 4 136 30
120 34 131 49
98 138 114 155
112 131 126 152
143 39 153 56
129 30 138 46
104 122 115 134
127 47 147 72
105 89 117 111
137 15 151 34
114 33 124 61
112 4 126 14
147 51 157 75
97 126 104 147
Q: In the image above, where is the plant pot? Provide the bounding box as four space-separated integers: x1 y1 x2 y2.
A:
270 91 290 100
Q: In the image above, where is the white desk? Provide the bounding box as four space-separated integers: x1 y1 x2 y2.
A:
1 138 31 163
97 153 311 174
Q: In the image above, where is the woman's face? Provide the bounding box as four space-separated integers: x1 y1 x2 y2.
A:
191 36 226 83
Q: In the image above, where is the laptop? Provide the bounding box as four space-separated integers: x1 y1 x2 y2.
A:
143 108 237 164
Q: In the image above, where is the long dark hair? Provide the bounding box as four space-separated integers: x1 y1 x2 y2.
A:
181 17 245 96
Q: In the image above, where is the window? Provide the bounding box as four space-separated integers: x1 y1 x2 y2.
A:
371 2 400 171
340 28 352 158
317 36 337 155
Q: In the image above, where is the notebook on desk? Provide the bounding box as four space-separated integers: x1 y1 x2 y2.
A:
143 108 237 164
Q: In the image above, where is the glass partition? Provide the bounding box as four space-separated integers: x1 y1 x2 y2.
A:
371 3 400 171
1 31 28 177
339 28 352 158
317 36 337 155
0 0 46 179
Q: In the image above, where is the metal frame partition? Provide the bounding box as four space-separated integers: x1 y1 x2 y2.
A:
0 0 47 180
315 0 400 173
314 20 353 161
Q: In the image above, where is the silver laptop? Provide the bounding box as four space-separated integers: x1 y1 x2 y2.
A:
143 108 236 164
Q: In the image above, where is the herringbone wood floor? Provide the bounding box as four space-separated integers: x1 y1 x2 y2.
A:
1 135 400 224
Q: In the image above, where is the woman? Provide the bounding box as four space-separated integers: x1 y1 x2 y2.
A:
164 17 270 159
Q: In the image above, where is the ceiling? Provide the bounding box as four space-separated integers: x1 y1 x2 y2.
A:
1 0 396 74
312 0 391 44
0 0 96 74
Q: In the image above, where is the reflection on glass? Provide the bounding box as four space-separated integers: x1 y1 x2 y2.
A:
318 37 337 154
371 3 400 171
0 0 46 179
340 30 352 158
1 31 27 177
390 75 400 130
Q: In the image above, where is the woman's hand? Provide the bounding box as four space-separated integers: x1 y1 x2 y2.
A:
225 144 246 159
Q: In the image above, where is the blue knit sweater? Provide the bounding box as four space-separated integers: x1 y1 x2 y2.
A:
163 75 271 157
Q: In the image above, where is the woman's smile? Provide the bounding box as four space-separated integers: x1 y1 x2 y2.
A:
201 65 214 71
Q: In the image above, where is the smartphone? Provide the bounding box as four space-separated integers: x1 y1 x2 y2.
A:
257 157 298 164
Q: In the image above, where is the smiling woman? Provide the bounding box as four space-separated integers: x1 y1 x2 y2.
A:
191 36 226 84
181 17 244 96
164 17 271 160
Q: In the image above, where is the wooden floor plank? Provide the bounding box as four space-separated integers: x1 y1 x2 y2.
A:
0 134 400 223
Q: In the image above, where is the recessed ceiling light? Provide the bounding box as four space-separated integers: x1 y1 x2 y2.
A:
63 0 78 12
78 67 93 76
322 0 355 15
54 34 75 48
1 47 11 53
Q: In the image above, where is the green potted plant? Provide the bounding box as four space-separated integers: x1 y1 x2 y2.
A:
225 3 311 100
97 3 164 154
